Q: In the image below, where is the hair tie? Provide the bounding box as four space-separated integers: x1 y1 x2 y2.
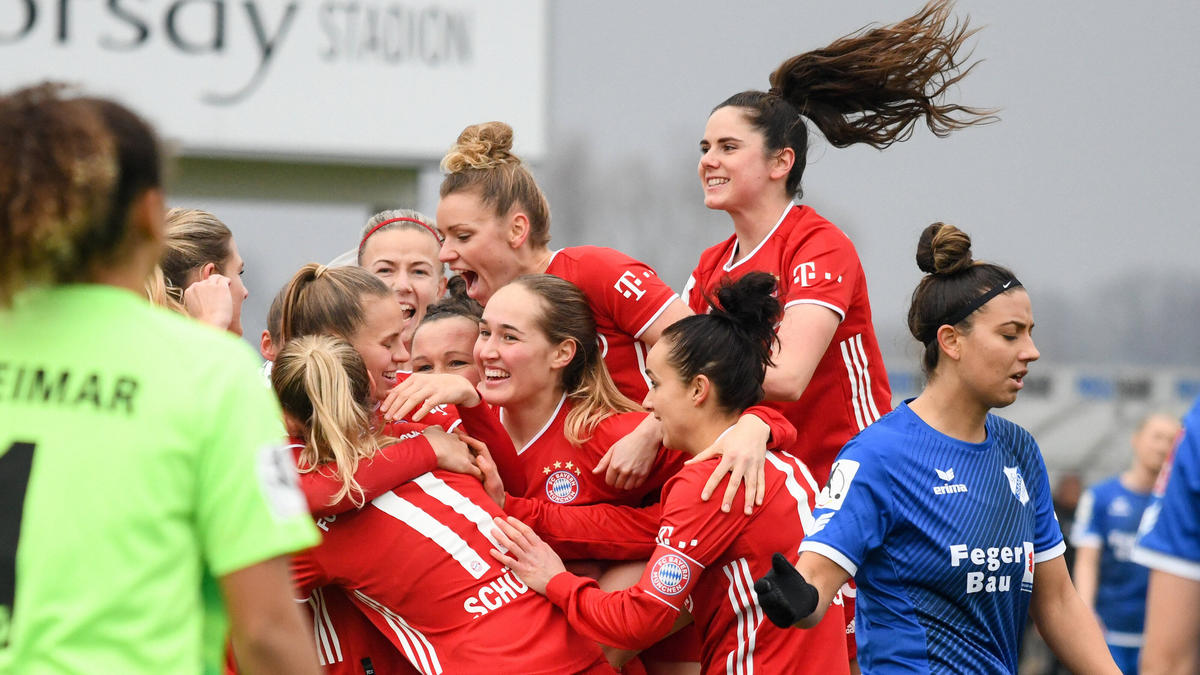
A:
359 217 443 255
924 277 1023 343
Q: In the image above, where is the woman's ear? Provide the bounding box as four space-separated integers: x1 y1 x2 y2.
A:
507 211 531 249
691 374 713 407
198 261 218 281
936 324 963 362
549 338 577 371
770 147 795 181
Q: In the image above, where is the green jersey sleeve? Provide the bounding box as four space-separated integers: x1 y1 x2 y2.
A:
196 350 318 578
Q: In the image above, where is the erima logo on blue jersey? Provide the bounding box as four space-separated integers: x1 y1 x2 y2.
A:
933 467 968 495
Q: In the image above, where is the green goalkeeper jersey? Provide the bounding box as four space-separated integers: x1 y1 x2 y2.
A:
0 285 319 674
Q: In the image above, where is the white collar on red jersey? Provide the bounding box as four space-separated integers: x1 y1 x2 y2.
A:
502 392 568 456
723 202 795 272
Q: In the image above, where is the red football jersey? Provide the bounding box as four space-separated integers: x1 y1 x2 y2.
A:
293 469 614 675
546 246 681 403
684 205 892 484
543 448 851 675
507 396 683 507
306 586 418 675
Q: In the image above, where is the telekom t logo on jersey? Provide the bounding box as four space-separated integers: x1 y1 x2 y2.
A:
792 261 843 287
614 270 649 301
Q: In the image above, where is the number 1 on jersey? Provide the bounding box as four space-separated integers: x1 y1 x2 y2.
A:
0 441 36 647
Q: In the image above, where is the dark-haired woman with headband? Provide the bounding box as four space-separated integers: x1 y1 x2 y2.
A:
683 0 997 513
0 84 320 673
436 121 788 522
490 272 850 675
752 224 1120 673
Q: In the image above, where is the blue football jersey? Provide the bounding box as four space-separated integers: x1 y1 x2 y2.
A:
1133 397 1200 581
799 402 1064 674
1071 478 1152 641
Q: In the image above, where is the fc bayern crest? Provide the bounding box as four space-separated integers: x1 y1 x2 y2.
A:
650 554 691 596
545 470 580 504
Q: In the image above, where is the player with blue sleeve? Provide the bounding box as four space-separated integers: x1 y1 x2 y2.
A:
1132 397 1200 675
1072 413 1179 673
752 223 1119 674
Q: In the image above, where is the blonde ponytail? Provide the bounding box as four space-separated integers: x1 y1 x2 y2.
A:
272 335 387 507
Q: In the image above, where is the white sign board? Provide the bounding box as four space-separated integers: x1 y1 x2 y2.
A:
0 1 547 162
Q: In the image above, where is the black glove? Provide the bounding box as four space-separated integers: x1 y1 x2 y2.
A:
754 552 819 628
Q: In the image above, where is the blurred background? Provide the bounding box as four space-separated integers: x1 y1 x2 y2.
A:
4 0 1198 486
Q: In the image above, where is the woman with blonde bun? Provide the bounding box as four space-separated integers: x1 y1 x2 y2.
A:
436 121 790 526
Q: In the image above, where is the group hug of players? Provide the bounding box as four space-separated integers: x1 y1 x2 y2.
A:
4 1 1199 674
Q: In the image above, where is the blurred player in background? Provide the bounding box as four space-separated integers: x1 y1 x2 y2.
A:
1072 412 1180 673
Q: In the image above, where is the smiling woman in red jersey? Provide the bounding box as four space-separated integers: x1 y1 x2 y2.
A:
436 121 791 517
491 273 850 675
684 0 996 491
274 335 617 675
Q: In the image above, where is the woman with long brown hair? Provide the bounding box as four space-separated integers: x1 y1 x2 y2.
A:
685 0 995 512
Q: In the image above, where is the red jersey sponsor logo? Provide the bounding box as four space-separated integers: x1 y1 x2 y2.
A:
650 554 690 596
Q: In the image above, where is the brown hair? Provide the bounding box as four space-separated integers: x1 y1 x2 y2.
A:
716 0 995 198
439 122 551 248
511 274 641 445
160 208 233 303
272 334 387 507
420 274 483 326
278 263 391 344
0 83 161 307
907 222 1019 376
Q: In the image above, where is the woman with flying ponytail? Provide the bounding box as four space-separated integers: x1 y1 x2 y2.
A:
752 224 1120 673
685 0 997 501
491 272 851 675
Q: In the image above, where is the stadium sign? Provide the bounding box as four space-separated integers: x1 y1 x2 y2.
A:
0 1 547 162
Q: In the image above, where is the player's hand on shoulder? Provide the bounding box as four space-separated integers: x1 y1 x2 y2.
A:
423 426 481 479
467 435 506 508
594 421 657 490
688 413 770 515
489 516 565 595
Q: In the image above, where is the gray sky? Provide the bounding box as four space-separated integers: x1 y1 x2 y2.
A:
540 1 1200 368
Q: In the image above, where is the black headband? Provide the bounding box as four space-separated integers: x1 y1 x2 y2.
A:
924 277 1023 344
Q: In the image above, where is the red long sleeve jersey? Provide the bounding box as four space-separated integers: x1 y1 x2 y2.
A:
545 246 680 403
684 205 891 485
292 469 613 675
544 449 851 675
511 397 683 508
